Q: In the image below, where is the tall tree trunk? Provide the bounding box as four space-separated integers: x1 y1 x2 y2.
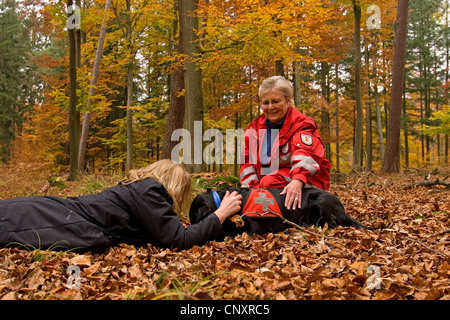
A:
365 45 372 171
375 85 384 160
275 60 285 76
179 0 204 173
445 0 449 164
126 0 134 171
365 100 372 170
126 60 134 171
335 63 340 172
78 0 111 172
424 62 431 162
373 55 385 161
420 90 425 163
352 1 364 171
382 0 409 173
402 82 409 167
320 61 331 162
67 0 79 181
161 5 185 160
75 0 82 68
293 59 301 108
75 0 81 161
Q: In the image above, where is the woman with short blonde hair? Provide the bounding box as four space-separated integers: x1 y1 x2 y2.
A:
0 159 242 252
123 159 192 213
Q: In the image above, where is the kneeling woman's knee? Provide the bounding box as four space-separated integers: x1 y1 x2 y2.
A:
259 174 288 189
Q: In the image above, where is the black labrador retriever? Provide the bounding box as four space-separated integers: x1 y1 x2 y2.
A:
189 187 369 237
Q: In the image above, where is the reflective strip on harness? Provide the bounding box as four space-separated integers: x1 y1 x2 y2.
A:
242 188 283 218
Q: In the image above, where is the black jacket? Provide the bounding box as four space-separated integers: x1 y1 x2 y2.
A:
0 178 224 252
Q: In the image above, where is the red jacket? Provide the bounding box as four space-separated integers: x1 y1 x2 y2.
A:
240 106 331 190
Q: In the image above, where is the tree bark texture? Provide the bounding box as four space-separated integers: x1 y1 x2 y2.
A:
179 0 204 173
352 1 363 171
382 0 409 173
78 0 111 172
161 27 185 160
67 0 79 181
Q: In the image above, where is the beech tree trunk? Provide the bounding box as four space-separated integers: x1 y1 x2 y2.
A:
382 0 409 173
67 0 79 181
365 45 372 171
352 1 363 171
161 10 185 160
78 0 111 172
335 64 340 172
126 0 134 171
179 0 204 173
293 59 301 108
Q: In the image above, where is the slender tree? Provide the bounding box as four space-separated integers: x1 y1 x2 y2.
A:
125 0 134 171
382 0 409 172
352 1 364 171
365 45 372 170
335 64 341 172
161 2 185 160
78 0 112 172
179 0 204 173
67 0 79 180
445 0 449 164
373 45 385 161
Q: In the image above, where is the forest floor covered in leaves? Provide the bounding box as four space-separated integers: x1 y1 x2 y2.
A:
0 165 449 300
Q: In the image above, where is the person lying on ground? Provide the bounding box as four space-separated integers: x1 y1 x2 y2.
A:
0 159 242 252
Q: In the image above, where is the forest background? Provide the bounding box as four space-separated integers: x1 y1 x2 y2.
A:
0 0 449 179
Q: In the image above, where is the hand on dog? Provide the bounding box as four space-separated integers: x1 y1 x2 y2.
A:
214 191 242 223
280 179 304 210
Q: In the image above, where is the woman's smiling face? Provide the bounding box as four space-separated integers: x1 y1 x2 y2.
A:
260 88 291 124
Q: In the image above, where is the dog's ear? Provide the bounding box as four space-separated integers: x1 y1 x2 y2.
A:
189 191 216 224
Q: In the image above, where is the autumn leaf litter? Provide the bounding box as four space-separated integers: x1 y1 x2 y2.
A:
0 172 449 300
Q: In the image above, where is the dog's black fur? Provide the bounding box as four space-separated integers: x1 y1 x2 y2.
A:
189 187 369 237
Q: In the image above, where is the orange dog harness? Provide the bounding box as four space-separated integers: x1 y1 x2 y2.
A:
242 188 283 218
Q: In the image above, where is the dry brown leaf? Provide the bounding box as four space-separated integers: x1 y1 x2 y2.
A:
230 214 245 227
69 254 91 267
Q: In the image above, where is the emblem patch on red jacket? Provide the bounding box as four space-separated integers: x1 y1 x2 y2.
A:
300 133 313 146
242 188 283 218
280 142 289 154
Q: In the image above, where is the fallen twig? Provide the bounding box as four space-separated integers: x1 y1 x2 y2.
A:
384 228 448 257
404 178 450 189
243 209 342 241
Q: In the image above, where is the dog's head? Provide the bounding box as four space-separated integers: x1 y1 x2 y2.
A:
189 187 247 224
189 189 218 224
